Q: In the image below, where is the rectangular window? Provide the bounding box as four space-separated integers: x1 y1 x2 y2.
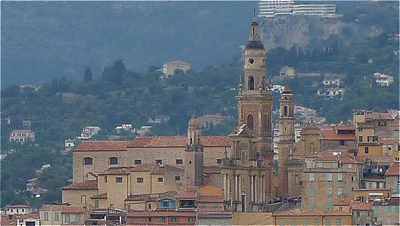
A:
309 173 315 182
105 176 108 183
365 147 369 154
326 173 333 182
155 160 163 165
54 212 60 221
188 217 195 223
161 217 166 223
42 212 48 221
216 159 222 164
337 187 343 197
109 157 118 165
157 177 164 182
137 177 144 183
337 173 343 182
134 159 142 165
84 157 93 165
170 217 177 222
95 200 99 208
175 176 181 181
176 159 183 164
116 177 123 183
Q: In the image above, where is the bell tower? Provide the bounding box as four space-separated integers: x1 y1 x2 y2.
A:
238 20 273 158
184 118 203 190
222 19 274 212
278 86 295 198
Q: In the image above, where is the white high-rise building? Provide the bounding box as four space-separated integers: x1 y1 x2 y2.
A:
258 0 336 18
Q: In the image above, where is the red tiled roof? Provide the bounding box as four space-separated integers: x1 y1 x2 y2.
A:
320 127 355 141
366 112 395 120
75 141 128 152
40 204 85 213
385 162 400 176
317 151 361 164
40 204 85 214
128 136 231 148
198 185 223 197
350 201 373 211
63 180 97 190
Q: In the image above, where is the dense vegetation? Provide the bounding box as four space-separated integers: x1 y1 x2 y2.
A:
1 1 398 207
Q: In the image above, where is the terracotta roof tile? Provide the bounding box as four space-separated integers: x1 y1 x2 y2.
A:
317 151 361 164
385 162 400 176
40 204 85 214
366 112 395 120
75 141 128 152
63 180 97 190
198 185 223 197
128 136 231 148
320 126 355 141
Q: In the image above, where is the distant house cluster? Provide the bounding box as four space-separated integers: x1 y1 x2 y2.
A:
317 77 345 98
373 72 394 87
9 129 35 144
78 126 101 140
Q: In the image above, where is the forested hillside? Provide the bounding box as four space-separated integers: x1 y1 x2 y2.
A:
1 1 398 208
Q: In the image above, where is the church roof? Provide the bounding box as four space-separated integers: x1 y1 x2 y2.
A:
75 141 128 152
127 136 231 148
74 136 231 152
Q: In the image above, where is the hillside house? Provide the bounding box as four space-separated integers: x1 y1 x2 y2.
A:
162 60 192 78
374 73 394 87
78 126 101 140
9 129 35 144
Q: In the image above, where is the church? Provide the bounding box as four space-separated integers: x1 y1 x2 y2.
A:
62 19 301 213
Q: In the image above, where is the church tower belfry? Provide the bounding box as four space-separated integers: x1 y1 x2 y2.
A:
239 20 273 157
278 86 295 198
184 118 203 190
222 19 274 212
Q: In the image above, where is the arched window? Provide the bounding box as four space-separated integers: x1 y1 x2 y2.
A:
284 106 288 117
83 157 93 166
247 115 254 131
109 157 119 165
248 76 255 90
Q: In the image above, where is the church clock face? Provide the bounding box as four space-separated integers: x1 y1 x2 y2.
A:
248 58 255 64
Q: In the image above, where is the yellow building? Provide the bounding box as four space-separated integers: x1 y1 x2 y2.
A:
353 110 399 163
232 210 352 226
